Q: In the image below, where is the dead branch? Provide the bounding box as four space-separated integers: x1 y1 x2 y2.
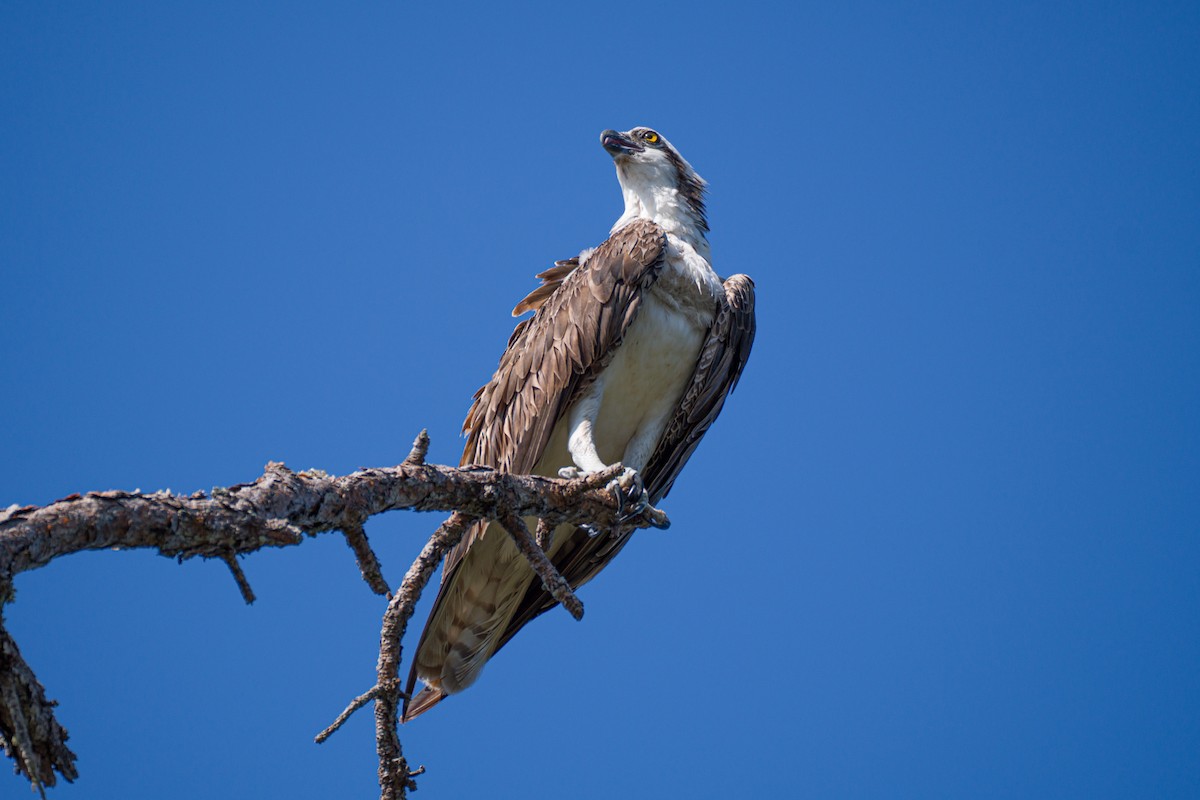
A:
0 620 77 793
535 518 555 551
0 432 668 798
497 511 584 620
220 551 257 604
373 512 476 799
343 521 391 597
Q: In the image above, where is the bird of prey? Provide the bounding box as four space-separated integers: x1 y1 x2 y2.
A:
402 126 755 721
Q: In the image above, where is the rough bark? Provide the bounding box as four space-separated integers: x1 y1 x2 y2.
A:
0 432 667 798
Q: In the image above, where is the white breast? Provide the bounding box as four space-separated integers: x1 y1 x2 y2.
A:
533 233 722 478
590 293 706 464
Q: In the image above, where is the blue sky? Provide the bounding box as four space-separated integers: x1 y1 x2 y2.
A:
2 2 1198 797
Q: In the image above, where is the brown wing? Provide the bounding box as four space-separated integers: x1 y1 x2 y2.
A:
441 217 668 576
403 222 667 718
494 273 756 651
510 257 580 317
643 273 756 501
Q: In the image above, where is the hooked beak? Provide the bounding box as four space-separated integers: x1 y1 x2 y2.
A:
600 129 643 157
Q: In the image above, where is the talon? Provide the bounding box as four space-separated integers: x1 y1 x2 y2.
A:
624 468 644 498
568 465 660 530
623 492 649 519
605 478 625 517
613 468 651 524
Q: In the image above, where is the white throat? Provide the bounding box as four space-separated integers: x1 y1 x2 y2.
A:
610 167 710 261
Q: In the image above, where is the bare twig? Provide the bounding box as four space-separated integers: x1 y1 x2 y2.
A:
375 512 476 800
535 518 555 551
498 511 583 621
220 552 256 604
0 616 78 792
343 522 390 597
402 430 430 466
315 685 381 744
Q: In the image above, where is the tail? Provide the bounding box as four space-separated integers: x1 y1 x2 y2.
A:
402 684 447 723
400 520 531 723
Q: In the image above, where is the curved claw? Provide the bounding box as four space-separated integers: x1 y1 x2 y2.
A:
605 478 625 517
607 468 653 525
620 490 649 520
565 464 661 531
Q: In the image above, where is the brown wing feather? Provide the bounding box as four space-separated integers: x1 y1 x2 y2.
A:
511 258 580 317
439 220 667 579
644 273 756 501
403 221 668 720
494 273 756 652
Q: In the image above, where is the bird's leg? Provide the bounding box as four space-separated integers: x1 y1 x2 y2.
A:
558 381 608 480
556 381 649 531
611 418 674 526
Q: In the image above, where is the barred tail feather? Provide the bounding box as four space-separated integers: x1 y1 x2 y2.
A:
402 685 447 723
401 520 532 722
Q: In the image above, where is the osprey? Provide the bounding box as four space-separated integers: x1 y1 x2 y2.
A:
403 126 755 721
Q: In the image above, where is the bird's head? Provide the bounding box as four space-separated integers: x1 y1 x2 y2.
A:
601 126 708 239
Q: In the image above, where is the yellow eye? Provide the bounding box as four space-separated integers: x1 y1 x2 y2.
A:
643 131 659 144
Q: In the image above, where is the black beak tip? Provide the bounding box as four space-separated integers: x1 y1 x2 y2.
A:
601 129 639 155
